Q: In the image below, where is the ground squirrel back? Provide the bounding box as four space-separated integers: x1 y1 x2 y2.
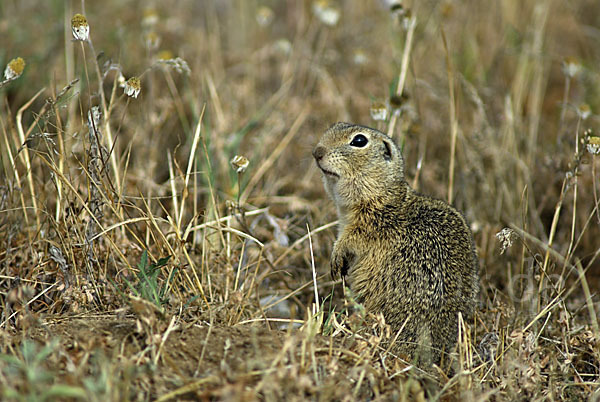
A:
313 122 479 367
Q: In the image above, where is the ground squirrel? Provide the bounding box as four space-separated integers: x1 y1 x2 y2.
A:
313 122 479 367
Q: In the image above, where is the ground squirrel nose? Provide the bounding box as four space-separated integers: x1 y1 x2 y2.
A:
313 145 326 161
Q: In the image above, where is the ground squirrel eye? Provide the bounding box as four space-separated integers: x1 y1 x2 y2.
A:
350 134 368 148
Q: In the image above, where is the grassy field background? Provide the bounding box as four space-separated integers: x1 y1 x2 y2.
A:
1 0 599 400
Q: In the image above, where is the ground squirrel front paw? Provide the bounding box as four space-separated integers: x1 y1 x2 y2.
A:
331 243 353 279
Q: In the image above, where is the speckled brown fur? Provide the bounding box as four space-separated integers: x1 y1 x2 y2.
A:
313 122 479 367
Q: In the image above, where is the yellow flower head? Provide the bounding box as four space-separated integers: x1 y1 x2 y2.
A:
157 50 174 61
4 57 26 80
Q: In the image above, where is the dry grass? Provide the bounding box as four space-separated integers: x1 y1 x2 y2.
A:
0 0 599 400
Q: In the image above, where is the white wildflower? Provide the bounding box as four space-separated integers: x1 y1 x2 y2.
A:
274 38 292 55
370 102 388 121
4 57 25 80
142 7 159 28
312 1 340 26
562 57 581 78
587 136 600 155
577 104 591 120
230 155 249 173
71 14 89 41
256 6 275 27
124 77 141 99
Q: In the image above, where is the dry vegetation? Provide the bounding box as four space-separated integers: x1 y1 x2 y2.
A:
1 0 599 400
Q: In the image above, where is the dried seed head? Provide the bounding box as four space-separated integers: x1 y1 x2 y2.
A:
562 57 581 78
390 2 413 28
370 102 388 121
124 77 141 99
312 0 340 26
4 57 25 80
389 93 408 110
87 106 102 129
495 228 515 254
401 12 414 30
587 136 600 156
256 6 275 27
155 57 191 75
565 171 573 181
230 155 249 173
71 13 89 41
389 1 405 15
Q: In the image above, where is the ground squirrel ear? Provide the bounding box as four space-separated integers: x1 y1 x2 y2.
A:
382 140 393 161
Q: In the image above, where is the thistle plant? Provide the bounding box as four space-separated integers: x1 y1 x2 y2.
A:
122 250 174 310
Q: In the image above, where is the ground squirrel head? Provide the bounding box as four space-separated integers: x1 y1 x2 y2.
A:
313 122 405 208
